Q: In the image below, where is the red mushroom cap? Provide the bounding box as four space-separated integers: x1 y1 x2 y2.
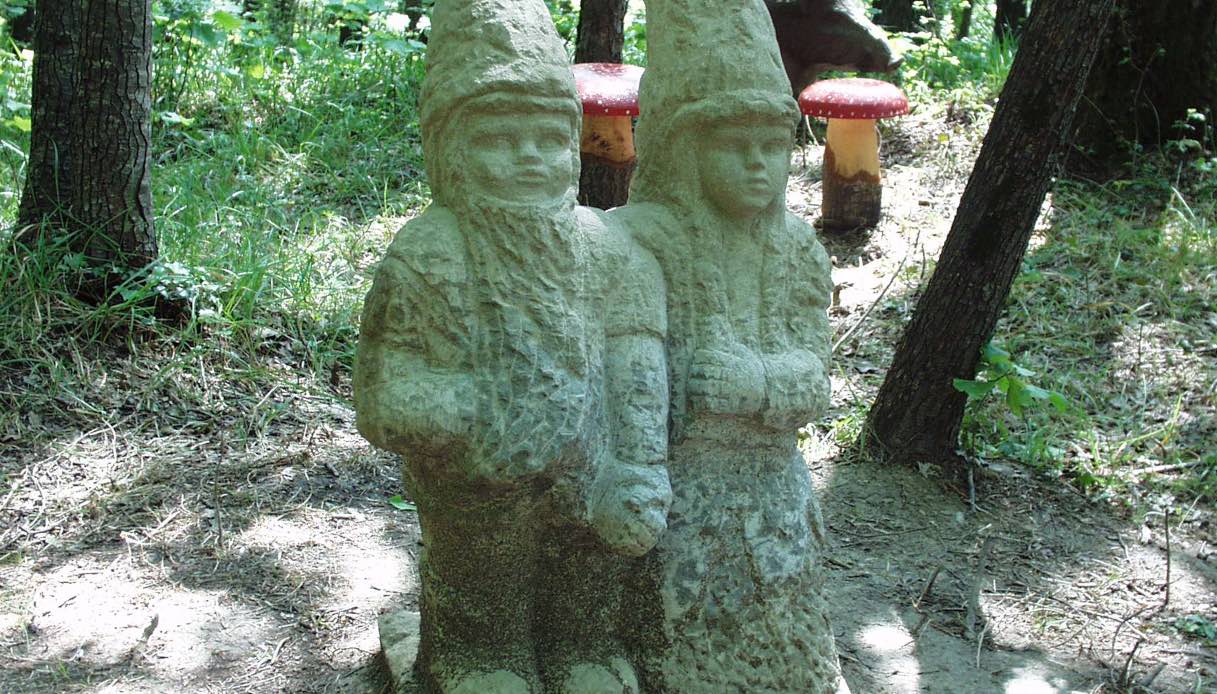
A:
798 78 909 120
572 63 644 117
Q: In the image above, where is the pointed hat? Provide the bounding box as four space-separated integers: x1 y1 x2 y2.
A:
420 0 579 206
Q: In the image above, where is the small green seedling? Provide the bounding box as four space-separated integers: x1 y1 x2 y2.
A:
388 495 417 512
953 343 1070 417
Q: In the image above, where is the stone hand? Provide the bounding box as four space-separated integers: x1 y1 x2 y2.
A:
590 463 673 557
762 350 829 430
688 344 766 415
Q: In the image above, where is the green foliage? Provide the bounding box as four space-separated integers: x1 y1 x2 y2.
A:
957 156 1217 505
0 44 28 222
388 495 417 512
954 343 1070 418
1175 615 1217 644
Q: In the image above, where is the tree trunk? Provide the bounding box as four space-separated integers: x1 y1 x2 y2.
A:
5 1 34 45
17 0 79 235
863 0 1116 487
1069 0 1217 174
574 0 631 210
994 0 1026 42
70 0 156 279
874 0 917 32
954 0 973 40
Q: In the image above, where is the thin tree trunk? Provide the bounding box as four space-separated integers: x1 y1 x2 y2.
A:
71 0 156 277
575 0 631 210
994 0 1026 42
17 0 79 236
863 0 1116 487
874 0 917 32
954 1 973 40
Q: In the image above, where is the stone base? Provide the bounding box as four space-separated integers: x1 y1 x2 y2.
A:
379 609 422 693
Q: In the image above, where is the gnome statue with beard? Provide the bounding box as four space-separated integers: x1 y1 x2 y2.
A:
353 0 672 691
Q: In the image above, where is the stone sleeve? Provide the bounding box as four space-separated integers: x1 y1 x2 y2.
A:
353 207 476 464
759 214 833 431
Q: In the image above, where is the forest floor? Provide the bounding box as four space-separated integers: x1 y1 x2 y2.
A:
1 107 1215 693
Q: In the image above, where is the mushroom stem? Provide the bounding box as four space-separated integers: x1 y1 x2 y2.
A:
821 117 883 230
580 114 636 167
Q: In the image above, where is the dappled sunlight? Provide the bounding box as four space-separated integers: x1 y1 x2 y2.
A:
1001 664 1071 693
18 553 279 688
846 617 921 692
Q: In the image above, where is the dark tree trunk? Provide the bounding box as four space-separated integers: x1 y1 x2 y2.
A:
1070 0 1217 174
70 0 155 275
954 0 973 40
994 0 1026 42
20 0 156 297
6 2 34 45
874 0 917 32
17 0 79 235
863 0 1116 487
574 0 631 210
242 0 296 42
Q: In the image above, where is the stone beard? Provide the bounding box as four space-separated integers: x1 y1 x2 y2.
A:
451 196 606 513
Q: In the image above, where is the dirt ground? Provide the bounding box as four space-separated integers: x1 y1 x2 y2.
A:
2 111 1215 692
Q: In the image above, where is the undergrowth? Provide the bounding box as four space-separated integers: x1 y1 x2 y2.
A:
0 0 429 453
960 153 1217 509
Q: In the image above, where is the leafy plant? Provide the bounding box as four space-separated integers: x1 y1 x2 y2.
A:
954 343 1070 418
1175 615 1217 644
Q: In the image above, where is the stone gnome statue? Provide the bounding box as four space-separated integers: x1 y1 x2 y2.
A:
612 0 846 690
352 0 671 691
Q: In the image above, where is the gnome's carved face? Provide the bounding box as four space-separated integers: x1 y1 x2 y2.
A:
462 106 576 207
696 119 792 221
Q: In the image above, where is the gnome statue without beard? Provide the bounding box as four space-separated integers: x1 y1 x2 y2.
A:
353 0 673 691
610 0 847 690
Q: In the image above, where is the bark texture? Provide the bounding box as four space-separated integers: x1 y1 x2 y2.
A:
17 0 79 233
71 0 156 270
574 0 631 210
863 0 1116 485
994 0 1026 41
18 0 156 292
1070 0 1217 174
873 0 917 32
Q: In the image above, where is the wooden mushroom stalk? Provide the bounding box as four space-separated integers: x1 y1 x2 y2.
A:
799 78 908 230
572 62 643 209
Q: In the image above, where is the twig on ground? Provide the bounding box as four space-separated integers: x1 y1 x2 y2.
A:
915 565 942 610
1119 638 1144 688
832 222 923 354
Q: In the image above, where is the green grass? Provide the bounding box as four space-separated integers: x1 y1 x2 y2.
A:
0 2 429 449
959 154 1217 506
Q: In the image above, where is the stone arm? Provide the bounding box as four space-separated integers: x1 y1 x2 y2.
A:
353 210 476 465
589 232 673 556
759 215 834 431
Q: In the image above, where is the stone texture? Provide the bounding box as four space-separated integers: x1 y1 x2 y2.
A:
619 0 843 690
354 0 670 691
355 0 840 691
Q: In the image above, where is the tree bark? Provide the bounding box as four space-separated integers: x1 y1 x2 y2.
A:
574 0 631 210
5 1 34 44
954 0 973 41
874 0 917 32
17 0 79 235
1070 0 1217 174
863 0 1116 487
70 0 156 276
994 0 1026 42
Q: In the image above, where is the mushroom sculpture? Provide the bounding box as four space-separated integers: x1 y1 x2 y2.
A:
799 77 908 230
572 62 643 209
